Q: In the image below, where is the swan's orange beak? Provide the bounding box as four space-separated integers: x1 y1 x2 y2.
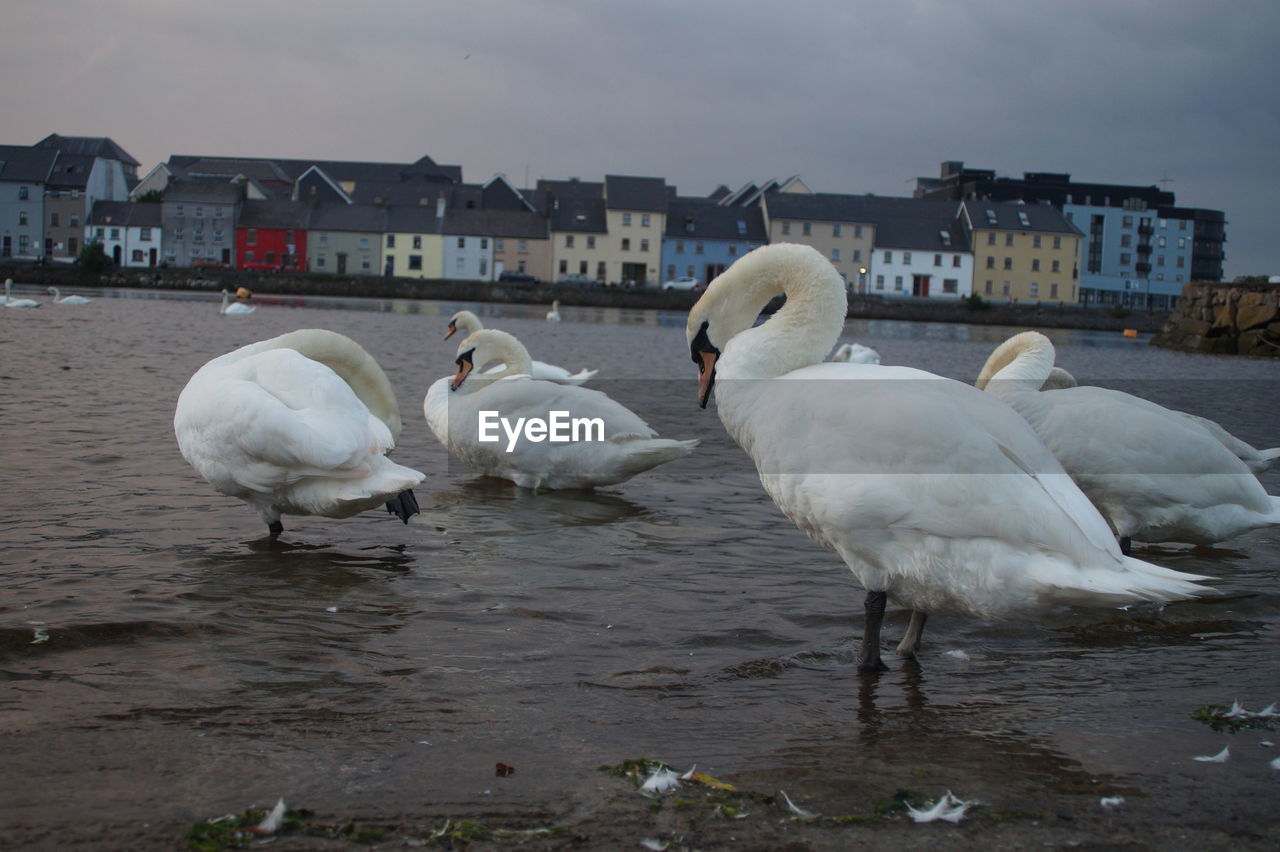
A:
450 360 473 391
444 321 457 341
697 351 718 409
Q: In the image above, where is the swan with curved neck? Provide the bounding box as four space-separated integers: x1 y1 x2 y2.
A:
546 300 561 322
424 328 696 490
686 244 1209 671
220 289 255 315
47 286 92 304
3 279 39 308
443 310 596 384
175 329 423 535
977 330 1280 546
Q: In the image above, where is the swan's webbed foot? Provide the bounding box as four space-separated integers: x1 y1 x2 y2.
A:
895 610 928 660
1118 536 1132 555
385 489 421 524
858 590 890 673
268 520 284 537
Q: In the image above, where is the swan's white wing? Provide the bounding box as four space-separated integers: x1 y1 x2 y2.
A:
464 377 658 440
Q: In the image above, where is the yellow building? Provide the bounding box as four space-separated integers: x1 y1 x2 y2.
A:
962 201 1082 303
383 205 444 279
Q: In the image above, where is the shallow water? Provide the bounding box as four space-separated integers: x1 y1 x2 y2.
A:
1 288 1278 844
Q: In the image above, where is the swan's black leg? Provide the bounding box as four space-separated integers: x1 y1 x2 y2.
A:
896 610 928 659
268 520 284 537
858 590 890 672
1119 536 1132 555
385 489 421 524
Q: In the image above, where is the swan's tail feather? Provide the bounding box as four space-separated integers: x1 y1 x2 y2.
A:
385 489 421 524
1039 556 1213 608
566 369 598 384
1256 447 1280 472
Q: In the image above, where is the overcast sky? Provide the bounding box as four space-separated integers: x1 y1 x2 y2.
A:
4 0 1277 278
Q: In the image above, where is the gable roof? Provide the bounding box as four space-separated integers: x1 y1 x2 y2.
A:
665 200 768 242
34 134 140 166
604 174 669 212
962 199 1083 236
307 203 387 233
162 177 245 204
236 199 313 229
442 207 547 239
0 145 58 183
44 153 96 190
87 200 163 228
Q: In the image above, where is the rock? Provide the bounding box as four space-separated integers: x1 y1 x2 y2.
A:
1236 292 1279 331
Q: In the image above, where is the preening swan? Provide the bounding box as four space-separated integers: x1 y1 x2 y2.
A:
3 279 39 308
977 331 1280 545
444 310 597 385
686 244 1209 671
47 287 92 304
175 329 424 535
546 300 561 322
831 342 880 364
425 328 697 490
220 289 256 315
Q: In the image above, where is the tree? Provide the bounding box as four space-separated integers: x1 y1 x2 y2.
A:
77 241 111 272
135 189 163 203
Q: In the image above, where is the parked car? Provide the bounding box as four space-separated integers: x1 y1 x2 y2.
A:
557 274 598 286
663 276 701 292
498 270 539 284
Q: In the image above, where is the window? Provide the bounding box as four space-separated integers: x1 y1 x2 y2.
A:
640 239 649 252
175 229 184 241
110 228 120 240
1177 256 1185 268
359 237 370 249
1050 283 1059 299
265 251 277 265
1121 234 1132 247
985 280 993 294
1003 257 1012 270
70 215 79 227
456 237 464 248
986 256 995 269
666 264 675 279
943 278 958 294
875 275 885 290
952 255 961 267
586 236 596 249
175 205 184 218
1053 236 1062 249
853 249 862 262
1030 282 1040 298
934 254 942 266
728 244 737 256
409 235 420 250
987 233 996 246
1120 253 1131 265
579 260 587 274
832 224 842 237
1002 281 1011 296
854 225 863 238
621 213 632 226
386 234 395 248
1004 233 1014 246
68 237 77 255
1033 235 1042 248
18 186 29 200
831 248 841 261
695 242 705 255
894 276 903 291
1157 255 1165 267
1177 237 1186 249
675 240 684 254
480 238 488 250
1123 215 1133 228
319 233 328 246
518 240 527 253
903 252 912 265
132 249 144 263
245 250 256 263
214 230 223 243
597 261 606 279
565 234 575 248
621 238 631 251
641 214 650 227
1158 237 1167 248
1051 260 1060 273
140 228 151 241
686 265 694 277
19 212 29 226
802 222 811 236
195 207 204 218
1031 259 1040 271
194 229 204 243
50 213 60 227
781 222 792 235
409 255 422 271
317 256 326 268
248 229 258 245
883 251 893 263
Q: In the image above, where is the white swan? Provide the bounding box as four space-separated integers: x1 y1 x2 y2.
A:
444 310 597 385
3 279 39 308
425 328 697 490
546 299 561 322
686 244 1209 670
831 342 881 364
47 286 92 304
175 329 425 535
976 331 1280 546
220 289 256 315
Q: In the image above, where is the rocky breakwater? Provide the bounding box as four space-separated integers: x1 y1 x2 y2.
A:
1151 281 1280 356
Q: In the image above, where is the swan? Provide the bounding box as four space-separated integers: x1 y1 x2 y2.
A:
546 299 561 322
831 342 881 364
220 289 256 315
1037 366 1276 472
976 331 1280 546
686 243 1209 671
175 329 424 536
425 328 697 490
3 279 39 308
444 310 597 385
47 287 92 305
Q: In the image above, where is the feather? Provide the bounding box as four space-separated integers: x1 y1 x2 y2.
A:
1100 796 1125 808
906 791 972 823
778 789 818 820
1193 746 1230 763
257 799 286 834
640 767 682 795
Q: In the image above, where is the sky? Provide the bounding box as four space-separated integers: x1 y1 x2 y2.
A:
4 0 1277 279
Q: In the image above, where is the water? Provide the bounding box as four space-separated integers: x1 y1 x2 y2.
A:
2 288 1278 846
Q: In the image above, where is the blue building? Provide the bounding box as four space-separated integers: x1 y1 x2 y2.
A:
661 199 767 286
1066 203 1195 309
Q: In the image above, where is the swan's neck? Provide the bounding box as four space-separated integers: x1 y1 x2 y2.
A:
266 330 403 439
976 332 1055 389
719 263 846 382
453 311 483 336
474 341 533 387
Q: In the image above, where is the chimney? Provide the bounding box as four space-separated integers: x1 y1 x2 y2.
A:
436 192 447 218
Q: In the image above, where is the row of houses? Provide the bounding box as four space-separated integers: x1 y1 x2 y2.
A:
1 137 1227 308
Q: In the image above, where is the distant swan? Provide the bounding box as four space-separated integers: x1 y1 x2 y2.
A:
445 310 597 385
425 328 697 490
3 279 39 308
220 289 256 315
686 244 1209 671
175 329 424 536
47 287 92 304
976 331 1280 546
831 342 880 364
546 299 561 322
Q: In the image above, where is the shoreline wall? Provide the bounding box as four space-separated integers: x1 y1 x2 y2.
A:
1151 281 1280 356
4 262 1169 333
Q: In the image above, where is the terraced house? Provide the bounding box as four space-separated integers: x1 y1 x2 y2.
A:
759 183 877 289
662 198 767 286
961 200 1081 302
600 175 669 287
